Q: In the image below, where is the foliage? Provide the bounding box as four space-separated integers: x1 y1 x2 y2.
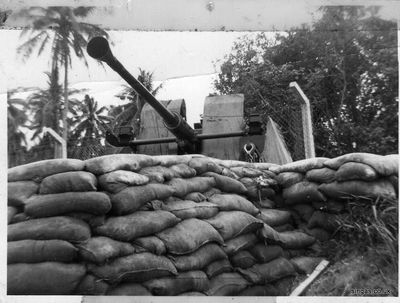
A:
26 68 82 141
214 6 398 157
7 89 29 149
70 94 113 143
112 68 163 136
15 6 109 142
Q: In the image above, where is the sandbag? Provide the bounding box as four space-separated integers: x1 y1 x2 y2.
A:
223 233 258 256
276 172 304 188
25 192 111 218
209 194 259 216
9 212 29 224
184 192 207 202
111 183 175 215
231 167 264 178
168 243 227 272
8 262 86 295
273 223 294 232
319 179 396 201
144 270 209 296
8 216 91 242
305 167 336 183
161 200 219 220
276 231 316 249
290 256 323 274
256 209 291 227
188 157 223 174
8 158 84 182
282 249 307 259
307 211 341 231
96 210 180 242
167 177 216 197
205 259 233 279
258 224 315 249
88 252 178 284
205 211 263 240
206 272 250 296
203 188 222 198
291 204 315 221
324 153 398 176
84 154 156 175
133 236 167 255
8 206 18 224
139 165 177 183
256 198 276 209
282 181 327 204
272 276 295 295
230 250 257 269
169 163 197 178
305 227 331 242
66 213 105 228
156 218 223 255
75 274 109 295
107 283 152 296
153 154 198 166
8 181 39 207
221 167 240 179
8 239 77 264
237 257 296 284
203 172 248 194
312 199 345 214
78 236 135 264
270 157 329 174
238 285 280 296
97 170 149 193
335 162 378 181
39 171 97 194
250 244 283 263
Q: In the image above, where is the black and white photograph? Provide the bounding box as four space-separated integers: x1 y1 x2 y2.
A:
1 0 399 301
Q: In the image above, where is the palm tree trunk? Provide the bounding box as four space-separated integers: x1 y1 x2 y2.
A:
62 58 69 148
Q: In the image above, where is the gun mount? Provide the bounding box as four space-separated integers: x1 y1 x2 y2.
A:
87 37 264 155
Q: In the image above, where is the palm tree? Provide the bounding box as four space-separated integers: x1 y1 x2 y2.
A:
7 89 28 147
70 94 112 144
16 6 109 143
113 68 163 136
27 67 82 141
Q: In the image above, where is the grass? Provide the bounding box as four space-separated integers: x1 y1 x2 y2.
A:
303 196 398 296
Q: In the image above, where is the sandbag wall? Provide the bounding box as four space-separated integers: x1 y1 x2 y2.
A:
7 154 318 296
271 154 398 242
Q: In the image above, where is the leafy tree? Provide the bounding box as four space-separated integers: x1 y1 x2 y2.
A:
27 67 81 141
214 6 398 157
70 94 112 143
7 89 28 148
113 68 163 136
16 6 109 143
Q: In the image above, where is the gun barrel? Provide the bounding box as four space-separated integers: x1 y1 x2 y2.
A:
87 37 197 144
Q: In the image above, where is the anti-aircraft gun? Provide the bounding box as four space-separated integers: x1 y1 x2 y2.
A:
87 37 266 160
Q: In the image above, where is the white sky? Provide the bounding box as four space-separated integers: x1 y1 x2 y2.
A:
1 30 268 129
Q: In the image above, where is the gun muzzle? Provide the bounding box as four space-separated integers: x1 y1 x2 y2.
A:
87 37 197 150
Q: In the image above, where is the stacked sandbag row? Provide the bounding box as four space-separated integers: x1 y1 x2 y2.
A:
7 159 107 295
271 153 398 242
8 154 313 296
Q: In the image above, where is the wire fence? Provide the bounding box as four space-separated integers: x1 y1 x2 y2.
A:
8 139 111 168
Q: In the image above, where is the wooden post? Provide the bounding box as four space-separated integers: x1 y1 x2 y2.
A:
289 82 315 159
43 127 67 159
290 259 330 296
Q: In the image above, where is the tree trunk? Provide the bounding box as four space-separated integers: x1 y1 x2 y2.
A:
62 58 69 146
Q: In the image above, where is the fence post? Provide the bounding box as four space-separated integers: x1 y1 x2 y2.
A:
289 82 315 159
42 127 67 159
